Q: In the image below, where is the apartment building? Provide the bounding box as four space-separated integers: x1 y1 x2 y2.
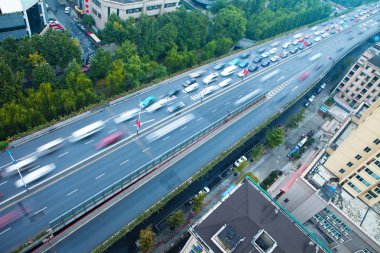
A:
76 0 179 29
334 42 380 109
324 99 380 206
0 0 48 41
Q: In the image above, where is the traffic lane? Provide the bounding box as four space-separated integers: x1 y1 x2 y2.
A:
52 82 280 253
0 11 366 167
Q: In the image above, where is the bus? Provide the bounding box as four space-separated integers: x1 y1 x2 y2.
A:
88 33 101 46
70 121 105 142
36 138 64 157
221 65 237 77
5 156 38 176
15 164 55 188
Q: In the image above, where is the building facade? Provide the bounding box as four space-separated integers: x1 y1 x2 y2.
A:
76 0 179 29
0 0 47 41
324 99 380 206
334 42 380 109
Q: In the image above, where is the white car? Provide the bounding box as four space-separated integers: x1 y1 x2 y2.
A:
234 156 247 167
218 78 233 88
282 42 291 49
64 7 71 14
319 29 326 34
261 52 269 58
292 40 299 45
313 31 320 36
311 26 318 31
237 70 246 77
322 33 329 38
270 56 279 62
202 85 218 96
196 186 210 197
184 83 199 93
269 48 277 54
314 37 322 42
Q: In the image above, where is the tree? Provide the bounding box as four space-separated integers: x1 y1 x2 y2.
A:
192 194 205 213
138 226 156 253
215 38 234 57
251 144 265 161
167 210 185 229
287 108 306 129
104 59 126 97
201 40 217 61
32 63 56 88
0 141 8 152
0 59 22 106
82 14 95 26
265 127 285 148
211 6 247 42
88 49 113 79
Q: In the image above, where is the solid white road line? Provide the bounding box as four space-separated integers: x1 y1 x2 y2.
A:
0 228 11 235
277 76 285 81
291 86 299 91
67 189 78 196
85 140 94 145
108 129 117 134
134 119 155 126
211 109 217 113
163 136 170 141
197 118 203 121
120 159 129 165
142 147 151 152
29 165 41 172
58 152 69 158
96 173 105 180
225 102 231 105
0 181 8 186
238 94 243 98
180 126 187 131
34 206 47 215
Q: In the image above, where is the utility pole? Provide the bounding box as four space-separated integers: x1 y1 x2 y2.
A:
7 149 28 190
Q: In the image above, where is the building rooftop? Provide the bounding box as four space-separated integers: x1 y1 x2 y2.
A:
369 55 380 68
191 179 330 253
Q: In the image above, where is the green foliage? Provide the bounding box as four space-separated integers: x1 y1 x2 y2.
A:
324 97 335 107
251 144 265 161
260 170 283 190
237 172 259 184
0 141 8 152
0 59 22 106
235 160 248 174
331 0 375 7
211 6 247 42
31 63 56 88
88 49 113 79
82 14 95 26
265 127 285 148
287 108 306 129
138 226 156 253
192 193 205 213
167 210 185 229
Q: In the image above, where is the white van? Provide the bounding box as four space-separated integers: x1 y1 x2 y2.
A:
64 7 71 14
202 73 219 85
220 65 237 77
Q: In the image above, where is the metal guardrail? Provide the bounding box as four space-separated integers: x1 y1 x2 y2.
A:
49 90 269 232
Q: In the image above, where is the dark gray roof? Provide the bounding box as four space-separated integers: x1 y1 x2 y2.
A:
369 55 380 68
0 29 27 41
193 180 329 253
0 13 25 29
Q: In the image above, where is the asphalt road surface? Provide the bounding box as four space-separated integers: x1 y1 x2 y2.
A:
0 5 379 252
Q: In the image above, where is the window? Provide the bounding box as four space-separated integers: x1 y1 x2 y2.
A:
284 198 289 203
93 0 101 7
347 182 361 193
164 3 177 8
146 5 161 10
347 162 353 167
364 147 371 153
374 187 380 195
374 138 380 145
355 154 362 160
339 168 346 174
364 167 380 180
375 160 380 168
355 175 371 187
126 7 142 14
364 193 373 200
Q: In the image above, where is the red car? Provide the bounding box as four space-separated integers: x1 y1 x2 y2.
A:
299 71 310 81
298 37 305 42
95 131 124 149
49 23 65 31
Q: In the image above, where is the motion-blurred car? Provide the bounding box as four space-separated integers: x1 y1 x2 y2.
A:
95 131 124 149
166 89 180 97
140 96 157 109
282 42 291 49
280 51 289 58
213 63 225 70
261 52 269 58
298 37 305 42
167 102 185 113
184 83 199 93
239 52 250 59
238 61 249 68
299 71 310 81
252 56 263 63
183 78 196 87
269 48 277 54
298 45 304 51
257 48 266 54
292 40 299 45
270 56 279 62
218 78 233 88
290 48 298 54
248 65 259 72
261 61 270 67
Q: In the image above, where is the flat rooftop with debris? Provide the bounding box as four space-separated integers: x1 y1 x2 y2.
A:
191 178 330 253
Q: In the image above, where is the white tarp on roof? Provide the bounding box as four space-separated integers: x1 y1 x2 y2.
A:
0 0 38 13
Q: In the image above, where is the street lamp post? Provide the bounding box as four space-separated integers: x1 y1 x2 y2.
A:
7 149 28 189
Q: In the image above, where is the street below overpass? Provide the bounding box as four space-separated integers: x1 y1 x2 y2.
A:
0 9 379 252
